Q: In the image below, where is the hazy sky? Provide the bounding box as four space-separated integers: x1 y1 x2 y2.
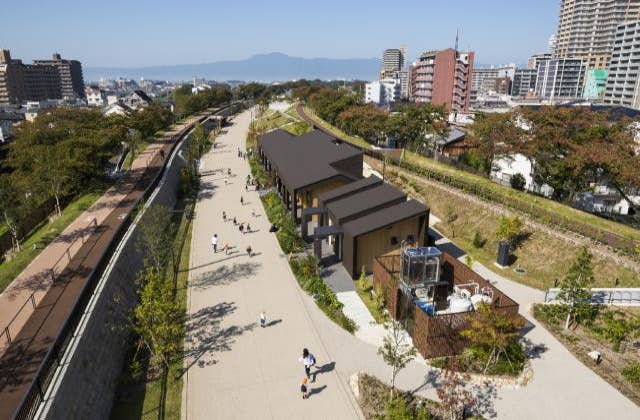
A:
1 0 559 67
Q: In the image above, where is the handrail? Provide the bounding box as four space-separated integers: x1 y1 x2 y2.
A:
0 217 98 348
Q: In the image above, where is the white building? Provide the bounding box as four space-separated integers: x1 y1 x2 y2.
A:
85 86 106 106
121 90 152 110
575 185 640 216
365 79 400 105
603 21 640 109
491 153 554 197
103 103 132 117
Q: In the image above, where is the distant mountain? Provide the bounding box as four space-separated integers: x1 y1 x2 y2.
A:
84 52 380 83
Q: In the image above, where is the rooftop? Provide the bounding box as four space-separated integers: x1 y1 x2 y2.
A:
326 182 407 224
342 199 428 238
258 129 362 191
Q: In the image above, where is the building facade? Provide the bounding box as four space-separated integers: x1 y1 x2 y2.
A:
365 79 400 105
604 21 640 108
381 48 405 79
535 58 585 100
33 53 85 99
553 0 640 70
527 53 553 70
0 49 84 104
511 69 538 97
410 48 474 113
583 68 609 99
471 65 516 96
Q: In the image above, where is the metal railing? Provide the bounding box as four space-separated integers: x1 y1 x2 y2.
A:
1 217 98 349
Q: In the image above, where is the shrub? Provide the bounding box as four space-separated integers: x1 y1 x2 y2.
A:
495 215 523 243
533 303 570 326
472 230 485 248
622 363 640 385
590 309 640 351
510 173 526 191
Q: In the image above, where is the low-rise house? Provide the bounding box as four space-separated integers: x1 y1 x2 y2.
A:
435 127 467 156
85 86 106 106
574 185 640 215
491 153 554 197
0 111 24 142
103 102 132 117
121 90 152 110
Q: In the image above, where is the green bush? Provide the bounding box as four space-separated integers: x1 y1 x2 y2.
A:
261 192 304 254
290 255 357 333
472 230 485 248
622 363 640 386
533 303 570 326
590 309 640 351
384 396 431 420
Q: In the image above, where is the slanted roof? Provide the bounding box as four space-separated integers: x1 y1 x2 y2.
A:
258 129 363 191
342 199 429 238
131 90 152 102
437 127 466 147
318 175 382 206
326 182 407 224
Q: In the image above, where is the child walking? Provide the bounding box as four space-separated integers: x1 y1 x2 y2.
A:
260 310 266 328
300 377 309 399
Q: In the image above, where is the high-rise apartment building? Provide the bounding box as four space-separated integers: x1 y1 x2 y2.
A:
381 48 404 78
535 58 585 99
583 68 609 98
471 65 516 95
0 49 61 104
511 69 538 97
409 48 474 113
527 53 552 70
0 49 84 104
33 53 85 99
553 0 640 70
603 21 640 108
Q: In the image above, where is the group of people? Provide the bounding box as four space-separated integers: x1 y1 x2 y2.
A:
215 207 257 256
299 348 317 399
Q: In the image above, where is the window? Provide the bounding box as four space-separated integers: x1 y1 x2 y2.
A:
390 236 398 245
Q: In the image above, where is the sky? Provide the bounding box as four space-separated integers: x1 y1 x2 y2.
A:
1 0 559 68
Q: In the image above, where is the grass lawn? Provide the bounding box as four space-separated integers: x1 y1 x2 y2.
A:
382 167 640 289
355 277 387 324
0 192 103 293
299 106 640 248
110 198 194 420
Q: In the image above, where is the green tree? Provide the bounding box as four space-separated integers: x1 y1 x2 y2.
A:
0 175 30 252
557 247 595 330
495 215 523 243
137 205 177 278
386 103 448 152
378 319 417 398
466 112 523 175
337 104 388 144
460 303 524 373
133 268 183 370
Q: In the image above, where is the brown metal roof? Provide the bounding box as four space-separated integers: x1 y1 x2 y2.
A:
341 199 428 238
258 129 362 191
326 182 407 224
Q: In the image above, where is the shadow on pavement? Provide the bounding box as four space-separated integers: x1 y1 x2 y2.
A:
181 301 255 374
189 261 261 288
308 385 327 397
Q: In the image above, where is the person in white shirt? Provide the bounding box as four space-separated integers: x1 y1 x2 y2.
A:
211 234 218 253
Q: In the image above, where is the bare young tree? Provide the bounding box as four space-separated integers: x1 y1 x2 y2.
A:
378 319 417 398
436 360 476 420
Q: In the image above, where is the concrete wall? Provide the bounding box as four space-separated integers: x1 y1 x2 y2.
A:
37 129 194 420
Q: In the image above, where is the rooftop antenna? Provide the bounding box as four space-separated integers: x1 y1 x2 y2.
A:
454 29 459 53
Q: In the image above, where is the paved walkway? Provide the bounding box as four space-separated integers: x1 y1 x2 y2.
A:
183 109 640 420
0 119 199 355
182 110 363 420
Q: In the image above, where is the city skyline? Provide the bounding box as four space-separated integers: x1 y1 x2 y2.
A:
0 0 559 68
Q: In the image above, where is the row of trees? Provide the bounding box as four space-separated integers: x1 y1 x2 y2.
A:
465 107 640 207
0 104 175 252
297 87 450 151
174 84 232 116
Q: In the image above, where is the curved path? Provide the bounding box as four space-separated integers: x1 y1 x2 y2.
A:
183 108 640 420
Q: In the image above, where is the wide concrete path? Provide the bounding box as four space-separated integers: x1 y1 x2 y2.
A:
182 110 362 420
183 108 640 420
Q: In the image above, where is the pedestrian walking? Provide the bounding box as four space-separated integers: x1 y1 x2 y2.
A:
246 223 251 233
240 196 244 205
260 310 266 328
251 209 255 217
222 211 227 222
211 234 218 253
227 168 231 176
300 377 309 400
233 217 237 225
223 243 230 255
239 223 244 234
246 244 253 257
225 178 228 185
245 183 248 191
299 348 316 380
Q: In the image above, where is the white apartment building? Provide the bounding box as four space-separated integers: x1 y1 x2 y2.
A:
491 153 554 197
365 79 400 105
553 0 640 70
535 58 585 100
603 21 640 108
